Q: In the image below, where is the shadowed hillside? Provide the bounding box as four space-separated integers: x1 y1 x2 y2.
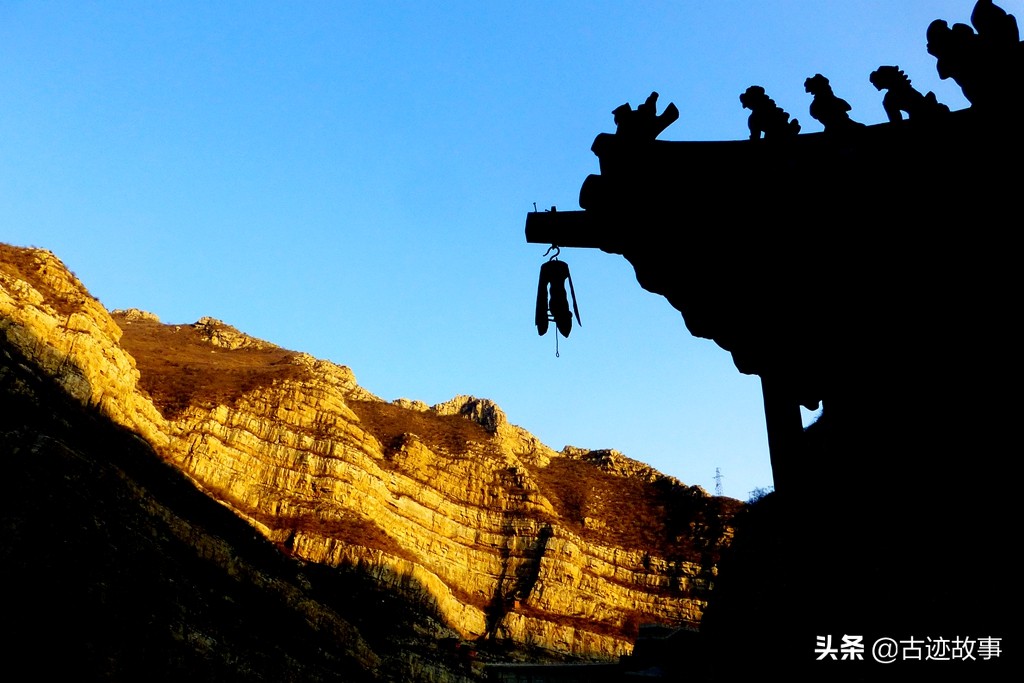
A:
1 242 740 680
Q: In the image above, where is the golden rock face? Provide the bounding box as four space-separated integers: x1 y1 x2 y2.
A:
1 242 738 660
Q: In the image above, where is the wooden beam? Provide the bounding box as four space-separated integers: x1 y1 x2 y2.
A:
524 210 604 248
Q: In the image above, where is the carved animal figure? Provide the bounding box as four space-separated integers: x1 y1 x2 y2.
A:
804 74 864 133
928 19 992 106
968 0 1024 107
739 85 800 140
927 4 1024 112
972 0 1020 46
869 66 951 122
612 91 680 142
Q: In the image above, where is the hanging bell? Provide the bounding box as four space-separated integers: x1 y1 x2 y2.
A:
535 256 581 338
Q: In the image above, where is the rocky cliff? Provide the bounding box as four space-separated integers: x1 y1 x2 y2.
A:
0 243 739 680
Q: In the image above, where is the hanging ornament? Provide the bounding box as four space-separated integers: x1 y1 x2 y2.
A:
535 246 581 355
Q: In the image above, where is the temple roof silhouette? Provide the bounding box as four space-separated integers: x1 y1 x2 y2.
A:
524 4 1013 677
525 2 1021 495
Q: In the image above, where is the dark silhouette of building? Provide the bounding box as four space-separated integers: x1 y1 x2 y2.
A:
525 3 1014 679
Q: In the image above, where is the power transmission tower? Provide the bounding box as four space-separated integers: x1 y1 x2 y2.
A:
714 467 723 496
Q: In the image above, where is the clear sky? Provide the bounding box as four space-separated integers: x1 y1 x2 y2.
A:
1 2 978 499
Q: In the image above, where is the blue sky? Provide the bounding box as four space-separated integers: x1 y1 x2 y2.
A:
1 2 979 499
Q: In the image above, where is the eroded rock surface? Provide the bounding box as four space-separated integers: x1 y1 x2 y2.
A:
1 243 739 670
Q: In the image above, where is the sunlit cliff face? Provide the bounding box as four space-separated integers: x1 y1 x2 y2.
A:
1 242 740 665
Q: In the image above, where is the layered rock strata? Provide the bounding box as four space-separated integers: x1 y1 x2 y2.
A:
1 243 739 662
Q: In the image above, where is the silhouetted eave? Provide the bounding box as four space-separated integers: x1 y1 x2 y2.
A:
526 106 1018 410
